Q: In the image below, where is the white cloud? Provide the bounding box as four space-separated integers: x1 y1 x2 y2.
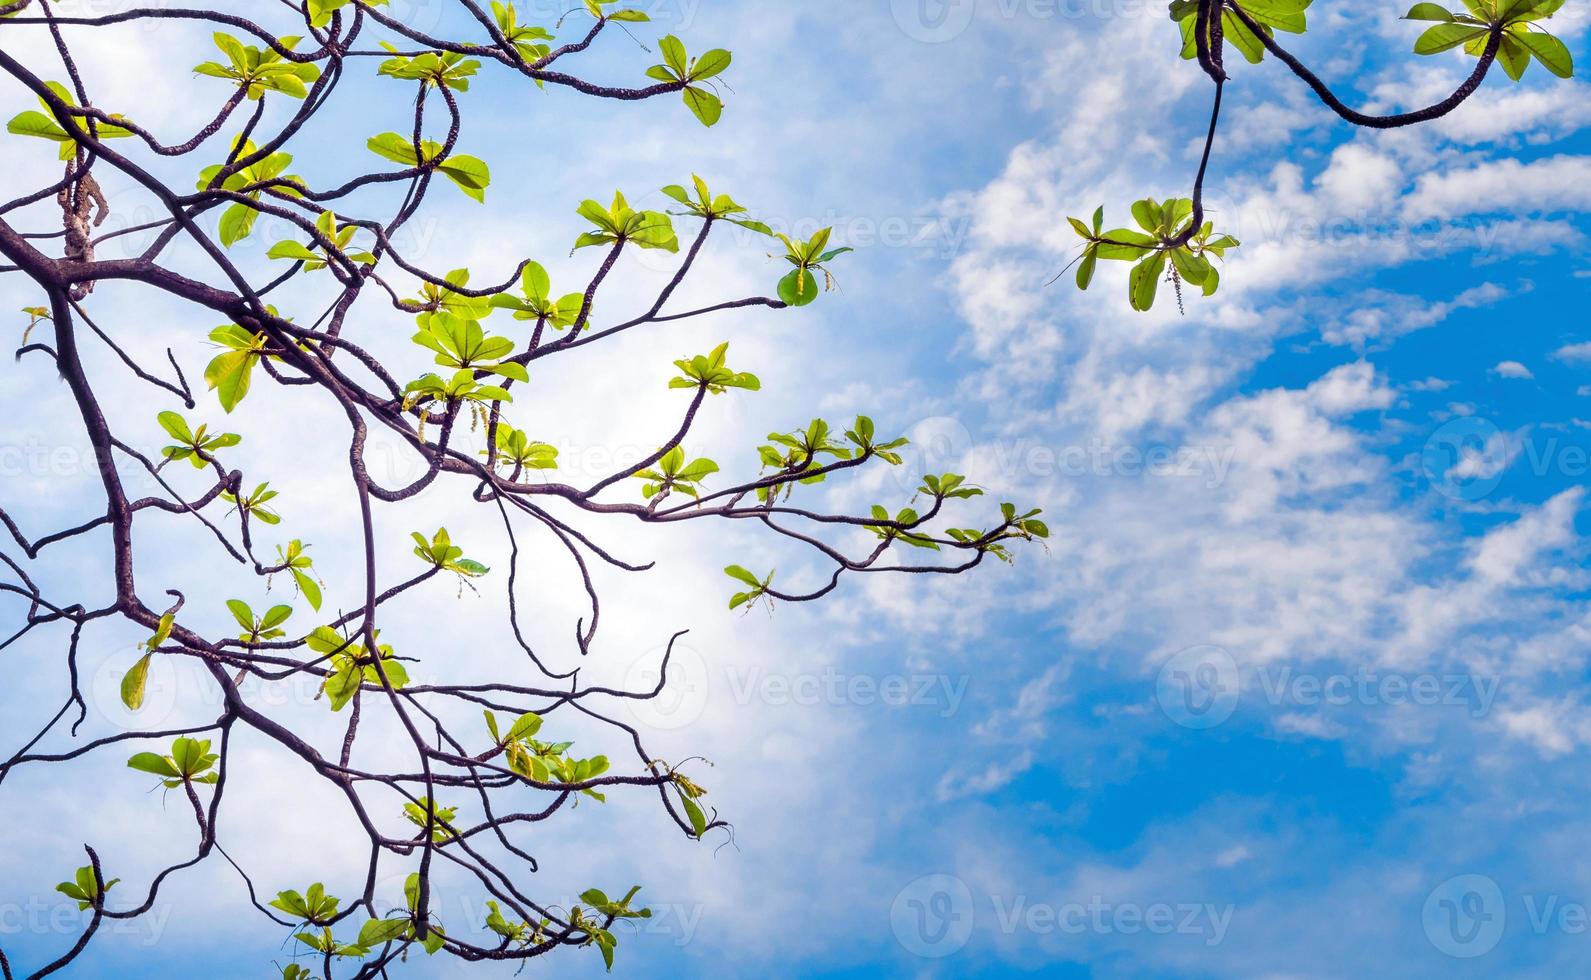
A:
1402 155 1591 221
1493 360 1535 379
1555 341 1591 364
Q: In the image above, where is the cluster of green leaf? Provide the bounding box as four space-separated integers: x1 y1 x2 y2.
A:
658 176 856 303
724 472 1048 605
267 211 377 273
270 882 339 925
660 174 773 234
866 506 942 551
481 879 650 971
491 1 556 65
20 305 51 345
203 319 276 413
273 539 324 611
412 312 527 382
194 33 321 100
6 81 132 160
221 482 282 526
753 417 867 503
671 342 760 394
306 626 407 711
645 35 731 126
946 503 1052 563
411 527 490 578
575 191 680 252
1406 0 1572 79
157 410 241 470
570 886 651 971
127 736 220 788
402 798 460 844
403 369 516 424
288 873 446 961
483 422 559 473
198 137 307 246
724 564 775 611
227 599 294 644
861 474 1002 554
281 878 448 960
56 866 119 911
484 899 547 948
368 133 491 203
488 711 611 802
489 262 585 330
377 45 480 91
845 416 909 464
1171 0 1312 65
634 446 718 500
1069 199 1238 311
407 267 488 317
774 228 853 306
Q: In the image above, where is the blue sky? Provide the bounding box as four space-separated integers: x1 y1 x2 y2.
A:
2 0 1591 977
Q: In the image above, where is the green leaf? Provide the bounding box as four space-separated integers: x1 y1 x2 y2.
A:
1497 33 1531 78
226 599 254 631
204 349 257 413
358 917 410 948
682 87 723 127
1515 28 1573 77
682 796 707 837
6 110 68 144
293 568 323 611
121 653 153 711
219 203 259 248
157 411 193 443
778 268 820 306
1129 252 1166 312
690 49 732 80
438 155 491 203
127 751 180 778
261 604 294 629
1076 250 1098 290
507 711 543 742
658 35 688 76
1413 22 1488 53
1404 2 1457 19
